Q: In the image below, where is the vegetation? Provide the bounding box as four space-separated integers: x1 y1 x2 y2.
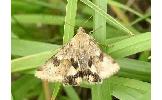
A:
11 0 151 100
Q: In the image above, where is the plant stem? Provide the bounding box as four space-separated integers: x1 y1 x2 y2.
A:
42 80 50 100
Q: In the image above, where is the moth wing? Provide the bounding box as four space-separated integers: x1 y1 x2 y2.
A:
96 53 120 79
35 58 72 82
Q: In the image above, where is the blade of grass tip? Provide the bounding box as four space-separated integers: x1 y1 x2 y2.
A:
80 0 133 35
92 0 111 100
63 0 78 44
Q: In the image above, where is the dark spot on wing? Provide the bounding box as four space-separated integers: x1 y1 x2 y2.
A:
70 58 79 69
99 53 104 61
70 58 74 62
92 73 101 82
52 57 60 66
64 75 77 85
73 69 92 78
76 71 83 77
88 57 93 67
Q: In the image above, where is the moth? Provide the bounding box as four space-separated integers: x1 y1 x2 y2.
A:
35 27 120 86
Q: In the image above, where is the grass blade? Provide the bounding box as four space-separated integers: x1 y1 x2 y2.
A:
12 14 65 25
80 0 133 35
110 77 150 100
64 86 80 100
51 83 62 100
11 50 57 72
117 58 151 82
91 0 111 100
107 32 151 58
107 0 151 23
92 0 106 43
12 38 60 56
63 0 78 43
51 0 78 99
12 75 41 100
12 14 92 28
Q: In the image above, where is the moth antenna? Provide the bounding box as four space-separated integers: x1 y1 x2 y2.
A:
98 43 114 48
64 22 78 32
81 16 93 27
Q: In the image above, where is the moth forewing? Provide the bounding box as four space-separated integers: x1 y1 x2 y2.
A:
35 27 120 86
96 53 120 79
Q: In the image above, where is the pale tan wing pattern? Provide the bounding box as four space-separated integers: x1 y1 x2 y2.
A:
35 58 73 82
95 53 120 79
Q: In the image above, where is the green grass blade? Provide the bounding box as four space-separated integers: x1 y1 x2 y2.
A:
130 13 151 26
12 38 60 56
26 0 65 11
92 0 106 43
51 83 62 100
64 86 80 100
12 14 65 25
138 51 150 62
117 58 151 82
11 0 41 14
91 0 111 100
63 0 78 43
107 0 151 23
80 0 133 35
107 32 151 58
12 75 41 100
11 50 57 72
82 76 151 100
51 0 78 99
110 77 150 100
12 14 92 28
92 79 111 100
106 36 130 44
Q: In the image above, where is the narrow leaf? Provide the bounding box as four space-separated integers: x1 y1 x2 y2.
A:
80 0 133 35
63 0 78 43
108 32 151 58
12 38 60 56
64 86 80 100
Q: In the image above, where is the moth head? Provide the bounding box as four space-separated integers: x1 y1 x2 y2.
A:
77 27 86 34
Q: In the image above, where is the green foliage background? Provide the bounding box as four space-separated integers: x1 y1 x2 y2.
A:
11 0 151 100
